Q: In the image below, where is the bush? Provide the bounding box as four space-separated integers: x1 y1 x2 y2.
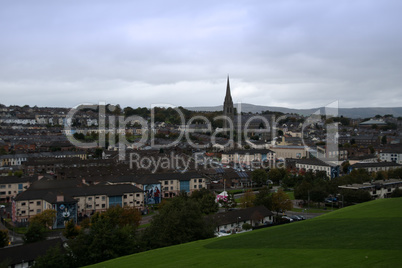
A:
0 230 9 248
242 223 252 230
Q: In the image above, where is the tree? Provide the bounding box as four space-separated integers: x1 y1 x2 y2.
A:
24 221 46 244
190 189 219 215
381 135 387 145
281 174 297 189
69 213 138 266
340 189 372 204
390 188 402 198
239 189 256 208
310 187 327 208
63 220 80 239
268 168 283 184
102 205 141 228
294 180 313 202
32 244 71 268
143 196 215 249
251 169 268 186
31 209 56 229
253 186 272 210
271 189 293 215
341 161 350 174
0 230 9 248
94 148 103 159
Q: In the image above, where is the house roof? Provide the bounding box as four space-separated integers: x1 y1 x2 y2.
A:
14 184 143 203
223 149 275 155
0 238 64 265
295 158 336 167
210 206 273 226
0 176 36 184
351 162 402 169
116 172 205 184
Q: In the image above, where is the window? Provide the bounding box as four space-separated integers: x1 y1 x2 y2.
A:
170 180 173 184
8 185 11 188
193 179 197 183
102 204 106 208
124 195 128 199
170 186 173 190
164 187 168 191
102 196 106 201
21 210 26 214
96 196 100 199
199 185 202 189
21 202 26 206
136 194 140 197
18 184 23 190
37 209 41 213
199 179 202 183
164 181 168 185
194 185 197 189
0 185 5 189
37 201 41 206
88 197 92 201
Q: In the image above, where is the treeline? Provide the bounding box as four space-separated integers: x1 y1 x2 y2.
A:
30 189 218 268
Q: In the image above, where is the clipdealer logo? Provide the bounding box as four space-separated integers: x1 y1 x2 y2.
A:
64 101 339 171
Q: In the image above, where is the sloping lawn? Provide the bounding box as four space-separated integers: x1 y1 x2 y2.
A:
88 198 402 268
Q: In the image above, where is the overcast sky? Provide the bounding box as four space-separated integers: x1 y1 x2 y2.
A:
1 0 401 109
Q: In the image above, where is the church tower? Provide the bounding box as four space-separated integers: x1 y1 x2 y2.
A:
223 76 234 129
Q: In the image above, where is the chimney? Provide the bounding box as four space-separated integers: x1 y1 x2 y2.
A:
57 195 64 202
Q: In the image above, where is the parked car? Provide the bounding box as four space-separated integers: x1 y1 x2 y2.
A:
280 216 294 222
289 215 302 221
296 215 306 220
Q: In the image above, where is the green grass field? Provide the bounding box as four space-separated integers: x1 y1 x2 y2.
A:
88 198 402 268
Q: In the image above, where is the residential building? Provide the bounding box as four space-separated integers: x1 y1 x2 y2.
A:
295 158 340 178
270 145 309 159
13 183 144 228
0 238 64 267
0 176 36 202
338 179 402 199
221 149 276 166
349 162 402 173
211 206 274 233
379 147 402 164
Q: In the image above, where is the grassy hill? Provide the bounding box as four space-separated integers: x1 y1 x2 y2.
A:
88 198 402 267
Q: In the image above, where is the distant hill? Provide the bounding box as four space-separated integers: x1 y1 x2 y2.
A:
186 103 402 118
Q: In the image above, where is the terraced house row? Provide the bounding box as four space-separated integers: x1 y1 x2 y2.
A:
5 171 208 228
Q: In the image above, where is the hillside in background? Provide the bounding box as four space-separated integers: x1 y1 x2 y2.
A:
90 198 402 268
186 103 402 118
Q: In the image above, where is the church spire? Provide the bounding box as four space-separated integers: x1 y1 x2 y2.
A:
223 76 234 130
225 76 233 103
